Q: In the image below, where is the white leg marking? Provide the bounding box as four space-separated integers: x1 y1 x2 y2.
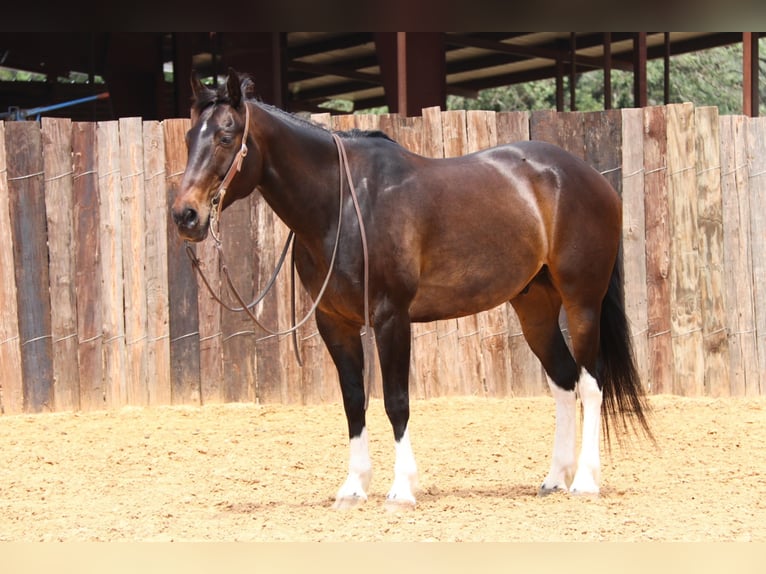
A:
386 427 418 506
570 369 602 494
540 376 576 493
335 427 372 504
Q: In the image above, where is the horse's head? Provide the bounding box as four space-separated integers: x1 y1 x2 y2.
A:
171 68 260 242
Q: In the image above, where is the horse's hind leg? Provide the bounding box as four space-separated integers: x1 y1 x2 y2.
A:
559 298 604 495
316 309 371 509
511 272 580 495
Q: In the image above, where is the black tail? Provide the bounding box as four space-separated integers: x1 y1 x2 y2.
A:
598 252 654 447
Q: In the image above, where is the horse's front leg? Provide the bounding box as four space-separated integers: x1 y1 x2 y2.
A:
316 309 371 509
374 302 418 509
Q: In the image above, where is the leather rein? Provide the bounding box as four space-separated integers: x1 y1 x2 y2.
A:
184 102 373 407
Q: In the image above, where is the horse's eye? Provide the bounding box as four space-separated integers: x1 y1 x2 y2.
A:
219 134 234 146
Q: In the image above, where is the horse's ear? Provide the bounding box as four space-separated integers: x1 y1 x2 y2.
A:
226 67 242 109
190 69 207 101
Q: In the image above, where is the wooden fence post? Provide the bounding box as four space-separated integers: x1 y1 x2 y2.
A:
0 122 24 414
695 107 729 396
72 122 104 410
620 108 649 390
119 117 149 406
643 106 673 394
5 121 54 412
666 103 705 396
142 120 172 406
720 114 758 396
747 116 766 396
42 117 80 412
163 118 201 405
97 121 127 407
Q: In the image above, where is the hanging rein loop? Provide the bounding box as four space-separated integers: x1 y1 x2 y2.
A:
185 103 373 407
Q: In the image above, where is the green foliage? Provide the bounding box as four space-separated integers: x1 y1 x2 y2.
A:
448 43 766 116
0 67 46 82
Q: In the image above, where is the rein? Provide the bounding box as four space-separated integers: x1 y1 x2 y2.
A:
185 103 373 408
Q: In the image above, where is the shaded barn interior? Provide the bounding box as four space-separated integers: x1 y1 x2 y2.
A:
0 32 761 121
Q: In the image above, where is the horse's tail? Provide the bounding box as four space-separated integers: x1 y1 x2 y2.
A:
598 250 654 448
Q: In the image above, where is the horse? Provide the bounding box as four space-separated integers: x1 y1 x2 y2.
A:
171 69 652 509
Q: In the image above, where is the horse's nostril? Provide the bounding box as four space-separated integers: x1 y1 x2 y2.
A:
174 206 199 229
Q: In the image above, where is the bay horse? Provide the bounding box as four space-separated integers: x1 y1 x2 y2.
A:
171 70 652 509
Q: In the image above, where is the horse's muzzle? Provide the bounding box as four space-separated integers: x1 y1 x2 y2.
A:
171 204 208 242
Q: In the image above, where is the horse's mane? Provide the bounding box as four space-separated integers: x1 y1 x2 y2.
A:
192 73 397 144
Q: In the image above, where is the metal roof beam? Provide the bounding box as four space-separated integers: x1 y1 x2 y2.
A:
287 33 374 60
288 60 381 85
446 33 633 71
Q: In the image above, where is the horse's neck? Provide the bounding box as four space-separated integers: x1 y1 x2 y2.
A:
253 106 340 241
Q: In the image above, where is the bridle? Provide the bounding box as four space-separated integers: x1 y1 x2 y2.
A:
184 101 373 408
208 101 250 244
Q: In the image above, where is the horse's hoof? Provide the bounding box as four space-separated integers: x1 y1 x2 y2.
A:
538 484 567 497
569 487 600 498
569 473 600 496
332 495 367 511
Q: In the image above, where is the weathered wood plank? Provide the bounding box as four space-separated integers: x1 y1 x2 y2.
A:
97 121 127 407
585 109 623 195
163 118 201 405
72 122 104 410
249 195 281 405
0 122 24 414
666 103 705 396
5 121 54 412
274 210 301 404
119 117 149 406
142 120 172 406
643 106 673 395
747 116 766 396
557 111 586 159
694 107 729 397
495 111 530 144
529 109 560 145
620 108 649 391
219 192 256 403
41 117 80 412
720 115 758 397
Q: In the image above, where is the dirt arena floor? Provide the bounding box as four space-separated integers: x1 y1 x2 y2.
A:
0 394 764 542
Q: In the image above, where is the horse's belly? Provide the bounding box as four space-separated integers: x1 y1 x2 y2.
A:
408 265 536 322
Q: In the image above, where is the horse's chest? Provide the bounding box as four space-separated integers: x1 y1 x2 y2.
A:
293 246 365 320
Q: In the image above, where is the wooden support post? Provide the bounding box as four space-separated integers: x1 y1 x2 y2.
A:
569 32 577 112
664 32 671 105
397 32 408 117
743 32 760 117
633 32 648 108
604 32 612 110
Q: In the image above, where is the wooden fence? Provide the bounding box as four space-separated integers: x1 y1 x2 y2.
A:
0 104 764 414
